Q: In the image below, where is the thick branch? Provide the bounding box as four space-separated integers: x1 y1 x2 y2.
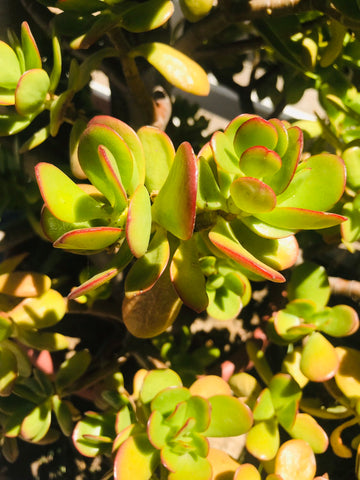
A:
329 276 360 301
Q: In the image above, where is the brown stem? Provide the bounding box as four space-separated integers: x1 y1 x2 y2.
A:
107 27 155 126
329 276 360 301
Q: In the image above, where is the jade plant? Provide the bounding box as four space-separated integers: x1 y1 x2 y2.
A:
1 0 360 479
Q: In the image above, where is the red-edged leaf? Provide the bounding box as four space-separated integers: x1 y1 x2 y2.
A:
53 227 123 253
126 184 152 258
230 177 277 213
97 145 127 211
68 268 119 300
152 142 198 240
0 40 21 88
208 218 285 283
21 22 42 70
233 117 278 158
256 207 346 230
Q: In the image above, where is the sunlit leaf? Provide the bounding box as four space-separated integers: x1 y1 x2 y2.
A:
300 332 339 382
335 347 360 399
21 22 42 70
0 271 51 297
121 0 174 32
274 439 316 480
203 396 252 437
53 227 123 253
15 69 49 116
0 40 21 88
287 413 328 453
246 420 279 460
126 184 152 258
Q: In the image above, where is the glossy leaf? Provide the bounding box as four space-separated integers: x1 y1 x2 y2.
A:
138 125 175 193
73 411 116 457
224 114 257 142
253 388 275 421
207 285 243 320
78 124 134 198
277 154 345 211
300 332 339 382
147 409 172 449
36 162 106 223
335 347 360 399
21 399 52 443
126 184 152 258
21 22 42 70
203 396 252 437
246 420 279 460
9 289 66 329
0 112 33 136
15 69 49 116
234 464 261 480
122 267 182 338
274 439 316 480
341 199 360 244
0 41 21 88
211 131 241 174
287 413 328 453
256 207 346 230
55 349 91 392
97 145 128 212
190 375 232 398
241 215 294 239
233 117 278 158
207 448 241 480
125 228 170 297
68 268 119 300
50 89 75 136
140 369 182 404
0 271 51 297
170 237 208 312
152 142 198 240
161 448 211 480
53 227 123 253
208 218 285 282
151 386 191 415
342 146 360 190
230 177 277 213
121 0 174 32
316 305 359 337
1 340 32 378
288 262 330 309
197 156 226 210
130 43 210 96
269 374 301 430
52 395 73 436
240 146 282 178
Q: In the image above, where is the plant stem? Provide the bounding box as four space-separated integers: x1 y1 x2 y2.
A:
329 276 360 301
107 27 155 126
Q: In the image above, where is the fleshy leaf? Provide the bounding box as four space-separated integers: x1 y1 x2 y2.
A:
274 439 316 480
211 131 241 174
53 227 123 253
152 142 198 240
52 395 73 436
170 237 208 312
190 375 232 398
151 386 191 415
335 347 360 399
246 420 279 460
203 396 252 437
0 348 17 395
55 350 91 393
21 22 42 70
68 268 119 300
207 285 243 321
207 448 241 480
208 218 285 282
0 112 33 136
35 162 106 223
17 329 69 351
269 374 301 430
253 388 275 421
147 409 172 449
288 262 330 309
161 449 212 480
233 117 278 158
97 145 128 212
341 199 360 244
240 146 282 178
287 413 328 453
78 123 134 197
342 146 360 190
126 184 152 258
256 207 346 230
197 156 226 210
125 228 170 297
122 267 182 338
121 0 174 32
0 271 51 297
277 154 346 211
138 125 175 193
21 400 52 443
73 411 116 457
140 369 182 404
130 43 210 96
234 463 261 480
0 41 21 88
15 69 50 116
300 332 339 382
316 305 359 337
9 289 66 328
230 177 277 213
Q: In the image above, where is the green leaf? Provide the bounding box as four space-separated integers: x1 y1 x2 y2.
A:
321 305 359 337
126 184 152 258
288 262 330 309
52 395 73 436
19 125 51 153
211 131 240 174
49 88 75 136
341 198 360 244
170 237 208 312
15 69 49 116
55 350 92 393
147 409 172 449
269 374 301 430
35 162 106 223
73 411 116 457
269 118 289 157
49 30 62 93
0 88 15 106
230 177 277 213
21 399 52 443
253 388 275 421
256 207 346 230
0 40 21 88
335 347 360 399
40 206 92 243
68 268 119 300
207 285 242 321
125 228 170 297
342 147 360 190
239 146 282 178
17 329 69 351
277 154 346 211
97 145 128 212
10 289 66 329
234 463 261 480
208 218 285 282
0 271 51 297
287 413 328 453
151 386 191 415
152 142 198 240
21 22 42 70
130 43 210 96
0 348 18 395
138 125 175 193
53 227 123 253
0 340 32 378
300 332 339 382
246 420 279 460
233 117 278 158
78 123 134 197
162 449 212 480
197 156 226 210
203 396 252 437
0 112 33 136
140 369 182 404
121 0 174 32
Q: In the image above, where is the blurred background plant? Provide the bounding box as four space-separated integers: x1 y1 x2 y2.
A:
1 0 360 479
